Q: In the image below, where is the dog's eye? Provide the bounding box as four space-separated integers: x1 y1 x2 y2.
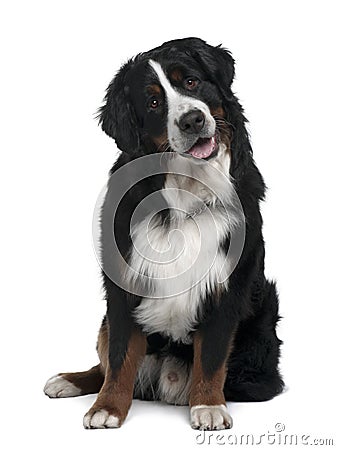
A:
184 78 199 90
149 98 160 109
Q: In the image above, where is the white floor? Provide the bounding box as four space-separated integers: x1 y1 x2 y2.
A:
13 379 334 450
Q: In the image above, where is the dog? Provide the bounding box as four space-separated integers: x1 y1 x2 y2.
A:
44 37 284 430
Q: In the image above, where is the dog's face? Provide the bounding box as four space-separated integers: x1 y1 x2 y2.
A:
128 58 223 160
99 38 235 161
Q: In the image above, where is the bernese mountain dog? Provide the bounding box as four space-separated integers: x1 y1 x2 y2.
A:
44 37 284 430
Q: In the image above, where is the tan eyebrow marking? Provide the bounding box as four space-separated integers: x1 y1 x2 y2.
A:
147 84 162 96
170 68 183 82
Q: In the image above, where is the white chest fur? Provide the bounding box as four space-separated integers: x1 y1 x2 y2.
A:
127 148 236 342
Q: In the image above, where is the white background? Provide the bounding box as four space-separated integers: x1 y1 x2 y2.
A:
1 0 336 448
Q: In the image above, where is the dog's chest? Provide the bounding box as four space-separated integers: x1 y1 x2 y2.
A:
128 212 228 342
126 153 235 342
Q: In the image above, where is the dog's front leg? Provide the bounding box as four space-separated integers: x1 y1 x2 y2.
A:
84 326 146 429
84 287 146 429
189 312 236 431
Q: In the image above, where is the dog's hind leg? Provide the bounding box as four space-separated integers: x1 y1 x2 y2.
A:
224 280 284 402
44 317 109 398
44 364 104 398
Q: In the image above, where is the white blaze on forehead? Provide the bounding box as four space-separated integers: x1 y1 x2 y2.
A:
148 59 216 153
149 59 178 104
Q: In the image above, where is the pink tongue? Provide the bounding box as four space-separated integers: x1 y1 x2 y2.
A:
187 137 215 159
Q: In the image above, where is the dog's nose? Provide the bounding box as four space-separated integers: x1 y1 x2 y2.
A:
178 110 205 134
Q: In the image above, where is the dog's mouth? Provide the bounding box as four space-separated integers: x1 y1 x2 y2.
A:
185 136 217 160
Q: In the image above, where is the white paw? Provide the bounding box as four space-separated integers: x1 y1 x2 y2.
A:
190 404 233 430
43 375 81 398
83 409 120 429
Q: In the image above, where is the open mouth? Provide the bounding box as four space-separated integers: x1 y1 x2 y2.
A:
185 136 217 160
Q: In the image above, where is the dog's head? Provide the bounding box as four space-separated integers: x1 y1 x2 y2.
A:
99 38 251 176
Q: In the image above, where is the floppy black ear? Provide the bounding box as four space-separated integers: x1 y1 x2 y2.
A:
98 59 140 154
208 44 235 91
189 39 253 180
188 39 235 97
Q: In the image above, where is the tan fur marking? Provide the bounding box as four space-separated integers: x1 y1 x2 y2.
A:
97 319 109 372
86 328 147 425
210 106 232 155
170 68 183 82
211 106 225 118
189 332 233 407
147 84 161 96
60 365 104 395
152 131 168 151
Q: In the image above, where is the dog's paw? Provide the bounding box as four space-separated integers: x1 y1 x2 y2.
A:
190 404 233 430
83 409 120 429
44 375 81 398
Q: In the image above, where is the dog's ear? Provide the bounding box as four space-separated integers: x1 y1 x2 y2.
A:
189 39 252 180
98 59 140 154
207 44 235 92
188 39 235 97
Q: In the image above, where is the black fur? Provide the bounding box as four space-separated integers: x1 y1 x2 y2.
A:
99 38 283 401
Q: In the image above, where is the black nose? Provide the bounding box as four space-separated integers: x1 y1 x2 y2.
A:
178 109 205 134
